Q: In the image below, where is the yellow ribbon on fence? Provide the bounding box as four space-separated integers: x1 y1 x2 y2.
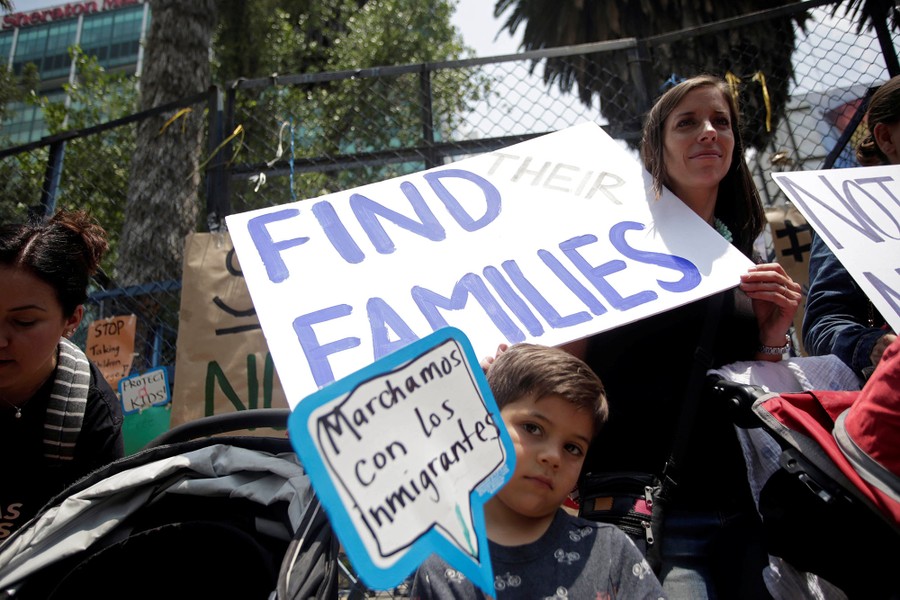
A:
725 71 741 109
725 70 773 133
158 108 192 135
189 124 245 181
752 71 772 132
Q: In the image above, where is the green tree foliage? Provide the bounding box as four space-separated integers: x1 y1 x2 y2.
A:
214 0 487 208
0 62 41 224
0 0 484 271
37 47 137 273
39 48 136 131
0 53 133 238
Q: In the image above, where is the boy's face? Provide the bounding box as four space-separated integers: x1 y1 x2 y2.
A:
493 393 594 520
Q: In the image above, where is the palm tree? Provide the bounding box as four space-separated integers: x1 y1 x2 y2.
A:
492 0 811 150
837 0 900 74
839 0 900 31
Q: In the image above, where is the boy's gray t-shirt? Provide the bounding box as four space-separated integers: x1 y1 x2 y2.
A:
411 509 667 599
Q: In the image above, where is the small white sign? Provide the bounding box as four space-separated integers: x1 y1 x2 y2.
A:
772 165 900 333
288 327 511 593
119 367 170 414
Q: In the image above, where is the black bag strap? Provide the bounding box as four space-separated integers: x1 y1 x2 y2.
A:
660 290 725 499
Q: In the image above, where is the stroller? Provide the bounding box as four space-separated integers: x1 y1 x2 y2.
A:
707 351 900 600
0 410 339 600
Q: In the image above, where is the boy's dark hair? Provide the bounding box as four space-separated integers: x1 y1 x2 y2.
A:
486 343 608 437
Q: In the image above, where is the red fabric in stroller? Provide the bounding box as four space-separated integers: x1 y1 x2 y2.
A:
737 338 900 598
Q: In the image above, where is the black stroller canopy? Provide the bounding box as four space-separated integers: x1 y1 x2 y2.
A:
0 410 338 600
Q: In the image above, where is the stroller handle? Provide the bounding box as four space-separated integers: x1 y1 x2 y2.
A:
144 408 291 449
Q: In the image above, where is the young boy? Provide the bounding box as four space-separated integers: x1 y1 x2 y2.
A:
411 343 666 599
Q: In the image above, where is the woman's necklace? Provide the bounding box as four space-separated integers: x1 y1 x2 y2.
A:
1 398 27 419
2 365 55 419
713 217 733 243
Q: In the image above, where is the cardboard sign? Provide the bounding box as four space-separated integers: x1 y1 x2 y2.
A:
772 165 900 333
85 315 136 389
119 367 170 415
227 122 754 407
288 327 513 593
766 204 814 355
170 232 288 428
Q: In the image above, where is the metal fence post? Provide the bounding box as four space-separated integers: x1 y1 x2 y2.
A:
627 39 654 125
871 5 900 77
419 64 437 169
34 139 66 220
205 85 230 231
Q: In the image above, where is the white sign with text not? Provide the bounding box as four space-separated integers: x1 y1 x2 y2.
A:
772 165 900 333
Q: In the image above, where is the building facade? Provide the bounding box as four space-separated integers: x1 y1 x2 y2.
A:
0 0 148 144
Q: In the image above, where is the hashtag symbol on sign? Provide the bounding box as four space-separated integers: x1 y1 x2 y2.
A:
777 219 812 262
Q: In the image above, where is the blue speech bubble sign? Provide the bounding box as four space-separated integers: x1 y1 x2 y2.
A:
288 326 515 594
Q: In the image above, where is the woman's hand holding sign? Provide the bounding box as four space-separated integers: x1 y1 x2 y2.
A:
740 262 802 360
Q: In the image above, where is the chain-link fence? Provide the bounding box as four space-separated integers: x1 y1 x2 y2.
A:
0 90 212 380
0 1 896 594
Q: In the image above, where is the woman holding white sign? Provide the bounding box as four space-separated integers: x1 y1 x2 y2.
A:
0 209 124 540
566 74 801 599
803 74 899 381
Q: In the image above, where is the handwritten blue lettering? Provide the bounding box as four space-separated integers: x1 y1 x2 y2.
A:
500 259 592 328
424 169 501 231
248 208 308 283
778 174 899 249
293 305 361 388
367 297 420 359
412 273 526 343
483 265 546 336
312 200 365 264
611 221 700 292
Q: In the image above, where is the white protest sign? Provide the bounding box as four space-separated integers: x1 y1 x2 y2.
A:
227 121 753 407
288 327 512 593
772 165 900 333
118 367 170 414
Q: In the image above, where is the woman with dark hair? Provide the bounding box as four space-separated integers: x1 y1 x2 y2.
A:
0 209 124 540
803 75 899 381
855 75 900 167
566 75 801 598
639 75 765 258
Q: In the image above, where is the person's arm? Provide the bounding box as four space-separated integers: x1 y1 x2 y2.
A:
74 362 125 471
803 232 892 379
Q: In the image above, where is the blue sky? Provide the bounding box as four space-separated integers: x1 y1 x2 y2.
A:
450 0 521 57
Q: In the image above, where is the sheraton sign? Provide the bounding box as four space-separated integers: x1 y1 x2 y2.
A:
2 0 142 30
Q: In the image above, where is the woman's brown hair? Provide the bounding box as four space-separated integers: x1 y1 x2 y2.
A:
639 74 765 258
